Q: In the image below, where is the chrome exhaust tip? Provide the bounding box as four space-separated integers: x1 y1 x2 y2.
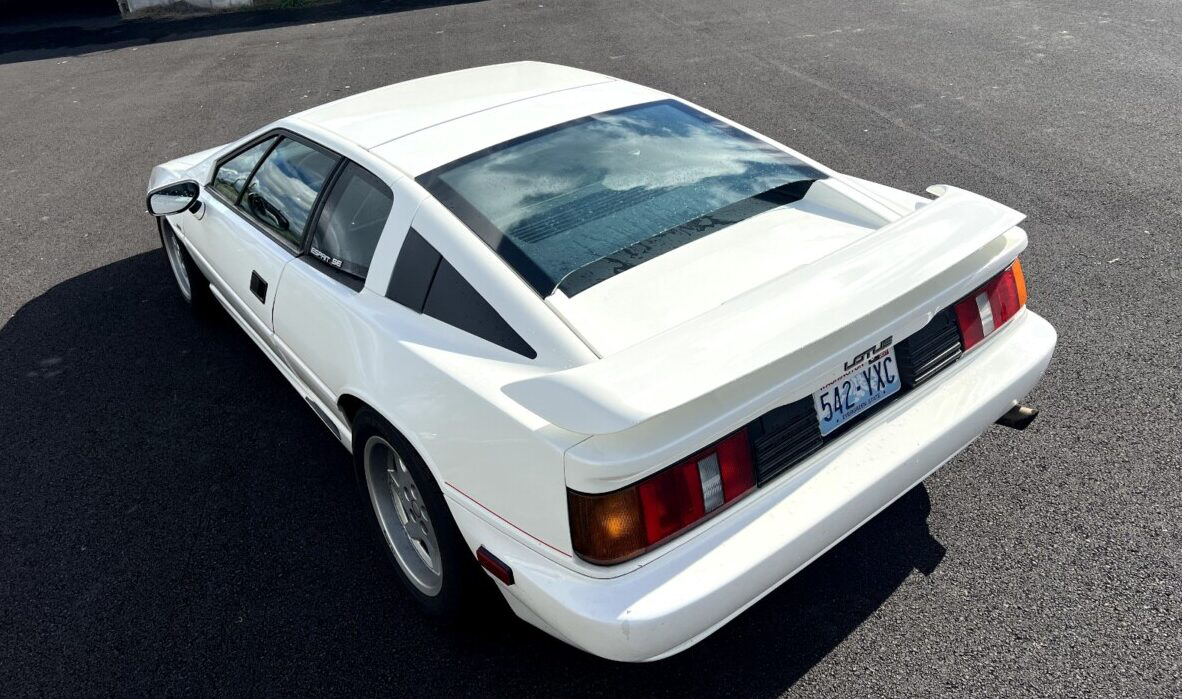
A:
996 404 1039 430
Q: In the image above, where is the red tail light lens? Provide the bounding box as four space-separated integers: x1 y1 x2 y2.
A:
953 259 1028 351
568 430 756 565
636 460 707 544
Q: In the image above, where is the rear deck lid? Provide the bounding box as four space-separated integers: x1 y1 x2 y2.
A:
545 179 892 354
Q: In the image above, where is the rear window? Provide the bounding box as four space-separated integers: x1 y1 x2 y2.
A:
418 100 823 297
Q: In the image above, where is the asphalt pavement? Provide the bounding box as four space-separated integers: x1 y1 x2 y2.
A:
1 0 1179 696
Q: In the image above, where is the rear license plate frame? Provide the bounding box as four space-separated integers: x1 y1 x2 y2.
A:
812 347 901 437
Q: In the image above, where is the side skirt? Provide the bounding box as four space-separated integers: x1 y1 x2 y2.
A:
207 283 354 452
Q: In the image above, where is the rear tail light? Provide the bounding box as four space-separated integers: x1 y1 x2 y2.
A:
568 430 756 565
953 259 1027 351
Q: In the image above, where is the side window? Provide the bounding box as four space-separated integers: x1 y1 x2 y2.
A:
210 137 276 202
308 163 394 279
241 138 338 248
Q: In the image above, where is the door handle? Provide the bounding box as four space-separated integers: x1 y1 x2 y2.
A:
249 271 268 303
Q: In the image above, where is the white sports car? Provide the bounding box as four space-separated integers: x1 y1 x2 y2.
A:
146 62 1056 662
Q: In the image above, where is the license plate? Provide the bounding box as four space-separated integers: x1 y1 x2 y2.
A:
812 347 901 436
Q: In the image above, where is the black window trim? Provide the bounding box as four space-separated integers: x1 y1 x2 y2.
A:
205 127 344 257
300 254 366 292
387 228 537 359
415 176 556 298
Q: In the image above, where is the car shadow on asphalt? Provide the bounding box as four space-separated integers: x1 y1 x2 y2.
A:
0 0 484 66
0 249 947 696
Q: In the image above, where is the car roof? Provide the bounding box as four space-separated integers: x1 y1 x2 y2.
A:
291 61 614 151
369 78 666 177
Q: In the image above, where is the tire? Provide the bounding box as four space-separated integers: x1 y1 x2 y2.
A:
158 217 214 317
352 407 485 618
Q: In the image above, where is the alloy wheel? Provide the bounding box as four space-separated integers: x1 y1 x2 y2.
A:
363 436 443 596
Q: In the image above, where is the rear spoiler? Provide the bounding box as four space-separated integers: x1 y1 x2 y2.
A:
503 185 1025 435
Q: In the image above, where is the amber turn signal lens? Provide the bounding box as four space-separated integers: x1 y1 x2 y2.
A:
1011 258 1028 308
567 488 646 565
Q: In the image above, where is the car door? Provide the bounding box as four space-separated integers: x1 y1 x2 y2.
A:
272 160 408 413
191 133 339 343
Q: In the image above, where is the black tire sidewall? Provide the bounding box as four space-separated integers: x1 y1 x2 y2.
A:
351 407 475 619
158 217 213 316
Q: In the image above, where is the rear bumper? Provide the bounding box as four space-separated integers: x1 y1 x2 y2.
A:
449 309 1056 662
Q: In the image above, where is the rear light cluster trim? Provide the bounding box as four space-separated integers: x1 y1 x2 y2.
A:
569 260 1028 565
567 430 755 565
953 260 1027 351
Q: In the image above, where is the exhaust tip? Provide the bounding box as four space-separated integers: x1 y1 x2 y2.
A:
996 404 1039 430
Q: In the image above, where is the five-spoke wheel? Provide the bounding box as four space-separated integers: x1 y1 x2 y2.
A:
364 436 443 596
352 407 485 617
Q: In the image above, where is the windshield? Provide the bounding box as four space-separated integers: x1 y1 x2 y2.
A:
418 100 824 296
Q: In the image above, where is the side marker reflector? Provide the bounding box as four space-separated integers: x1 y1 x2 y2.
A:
476 546 514 586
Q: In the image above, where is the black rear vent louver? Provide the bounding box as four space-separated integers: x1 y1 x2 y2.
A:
748 398 823 485
895 308 963 388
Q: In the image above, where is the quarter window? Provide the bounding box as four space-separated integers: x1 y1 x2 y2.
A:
211 137 276 202
241 138 338 247
308 163 394 279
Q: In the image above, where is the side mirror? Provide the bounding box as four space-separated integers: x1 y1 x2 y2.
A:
147 181 200 216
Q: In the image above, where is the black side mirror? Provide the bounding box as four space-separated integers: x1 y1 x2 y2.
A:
147 181 200 216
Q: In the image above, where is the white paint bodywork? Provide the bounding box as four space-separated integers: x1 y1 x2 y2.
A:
147 62 1057 661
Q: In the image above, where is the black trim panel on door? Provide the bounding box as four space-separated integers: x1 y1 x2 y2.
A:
250 271 268 302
